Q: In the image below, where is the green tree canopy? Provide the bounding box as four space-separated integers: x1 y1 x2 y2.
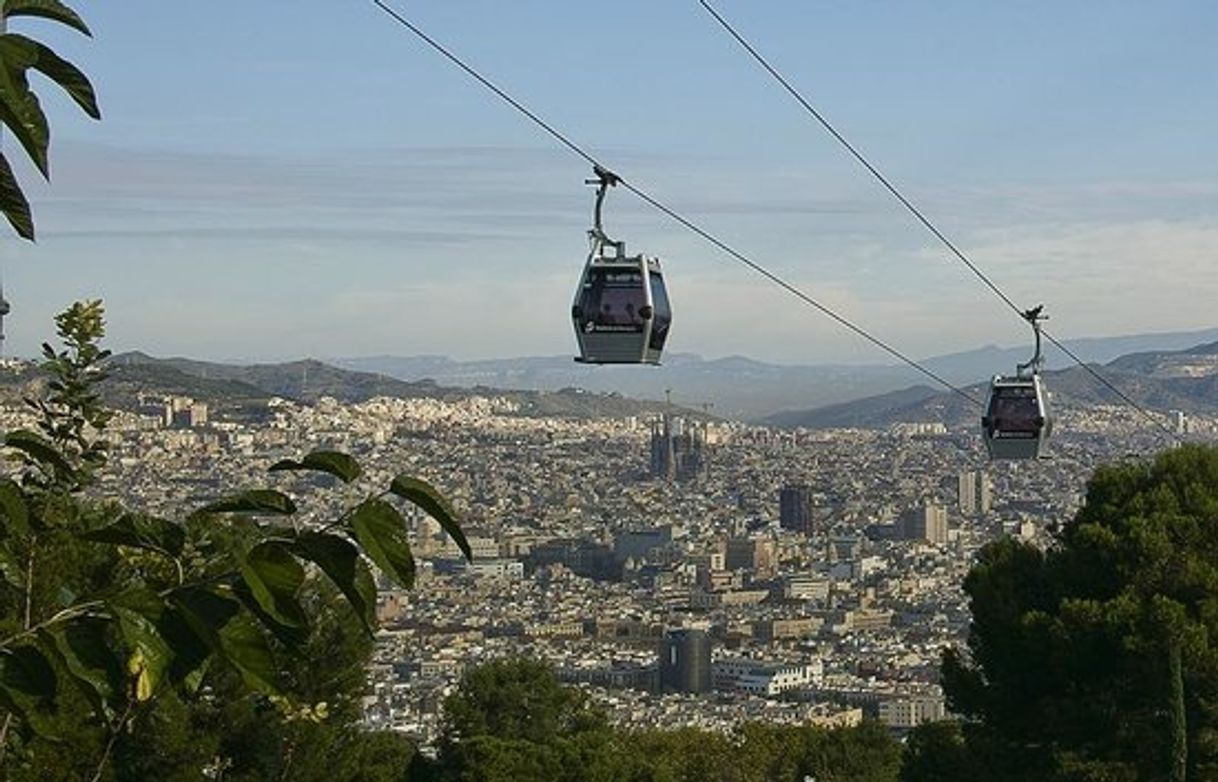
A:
943 444 1218 781
433 658 902 782
441 658 606 747
899 721 972 782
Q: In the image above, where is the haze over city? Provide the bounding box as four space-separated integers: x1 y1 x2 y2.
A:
5 0 1217 364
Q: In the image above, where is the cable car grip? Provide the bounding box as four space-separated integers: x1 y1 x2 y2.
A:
1016 305 1048 378
586 165 623 252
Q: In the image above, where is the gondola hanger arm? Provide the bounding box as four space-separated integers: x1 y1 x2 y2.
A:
587 165 622 246
1017 305 1048 377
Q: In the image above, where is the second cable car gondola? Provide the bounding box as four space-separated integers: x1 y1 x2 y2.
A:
982 306 1053 460
572 166 671 365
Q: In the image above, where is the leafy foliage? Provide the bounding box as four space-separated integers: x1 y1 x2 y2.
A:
0 0 100 240
899 721 973 782
442 658 607 747
942 444 1218 781
0 301 469 777
271 450 363 484
431 658 903 782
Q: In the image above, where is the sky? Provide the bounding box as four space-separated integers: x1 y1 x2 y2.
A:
3 1 1218 365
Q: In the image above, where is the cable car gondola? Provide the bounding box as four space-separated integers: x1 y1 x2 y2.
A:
982 306 1053 460
572 166 671 365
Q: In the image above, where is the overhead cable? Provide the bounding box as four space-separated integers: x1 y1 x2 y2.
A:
369 0 983 408
697 0 1178 441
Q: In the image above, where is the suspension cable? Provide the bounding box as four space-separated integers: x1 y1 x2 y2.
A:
697 0 1178 442
369 0 982 408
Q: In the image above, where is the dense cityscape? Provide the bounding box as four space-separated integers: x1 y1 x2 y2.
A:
1 357 1201 757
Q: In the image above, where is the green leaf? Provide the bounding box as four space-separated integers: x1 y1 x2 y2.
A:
293 532 377 634
349 499 415 589
0 645 57 737
109 586 165 621
233 581 307 648
109 601 172 702
199 489 296 516
0 37 48 176
54 585 75 607
183 657 210 694
270 450 362 484
5 429 71 477
81 512 185 558
169 587 279 694
238 541 306 629
157 612 212 692
0 151 32 240
0 542 22 589
164 587 235 684
390 475 470 560
0 479 30 537
0 644 55 698
0 33 98 118
39 619 120 719
217 612 278 694
2 0 92 36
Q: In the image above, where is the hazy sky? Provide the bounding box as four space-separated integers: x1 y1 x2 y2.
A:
4 1 1217 364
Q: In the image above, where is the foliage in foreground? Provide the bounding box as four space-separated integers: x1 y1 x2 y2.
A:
0 301 468 778
942 444 1218 781
0 0 101 240
423 657 903 782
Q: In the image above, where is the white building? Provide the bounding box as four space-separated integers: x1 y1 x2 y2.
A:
712 659 822 697
878 695 945 728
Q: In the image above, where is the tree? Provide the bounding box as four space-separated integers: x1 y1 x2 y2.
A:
0 0 101 240
106 575 415 782
0 300 470 778
442 658 606 746
899 721 972 782
942 445 1218 781
435 658 904 782
435 658 619 781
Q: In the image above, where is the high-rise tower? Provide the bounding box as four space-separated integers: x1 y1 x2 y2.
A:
957 470 992 515
779 485 815 535
658 628 711 694
0 285 11 357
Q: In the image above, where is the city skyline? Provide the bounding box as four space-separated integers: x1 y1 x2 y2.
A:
4 1 1217 365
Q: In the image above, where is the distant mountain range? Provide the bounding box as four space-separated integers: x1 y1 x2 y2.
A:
52 328 1218 429
102 352 694 421
765 340 1218 430
331 327 1218 420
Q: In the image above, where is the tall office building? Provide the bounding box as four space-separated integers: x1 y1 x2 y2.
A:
779 485 815 535
659 628 711 694
725 537 776 576
649 413 707 482
0 285 10 357
957 470 992 515
899 502 948 545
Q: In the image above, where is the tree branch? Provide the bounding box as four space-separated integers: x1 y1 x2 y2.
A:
23 543 35 629
318 491 388 535
0 599 105 650
0 713 12 769
89 697 135 782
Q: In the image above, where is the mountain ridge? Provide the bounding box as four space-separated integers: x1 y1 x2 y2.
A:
101 352 702 422
764 339 1218 429
331 327 1218 420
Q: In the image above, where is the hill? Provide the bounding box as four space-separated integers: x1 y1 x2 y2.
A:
102 352 699 422
334 327 1218 420
764 340 1218 429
